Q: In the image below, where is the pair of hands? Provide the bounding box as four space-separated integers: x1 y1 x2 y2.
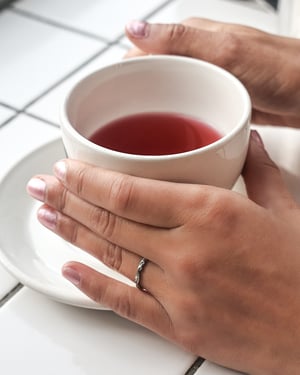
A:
27 19 300 375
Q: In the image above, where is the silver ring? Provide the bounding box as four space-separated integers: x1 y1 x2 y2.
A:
135 257 148 292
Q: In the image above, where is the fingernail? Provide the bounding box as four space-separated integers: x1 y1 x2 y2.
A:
251 130 264 148
26 178 46 201
126 20 149 38
38 206 57 230
62 265 81 286
54 160 67 181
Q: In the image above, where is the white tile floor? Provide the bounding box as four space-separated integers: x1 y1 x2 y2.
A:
0 114 60 175
0 105 15 125
0 115 60 300
0 10 103 109
0 288 194 375
196 362 243 375
14 0 168 41
0 264 17 301
0 1 293 374
27 45 127 125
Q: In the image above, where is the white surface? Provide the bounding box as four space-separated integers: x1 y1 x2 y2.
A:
0 105 15 125
0 139 134 309
0 114 59 179
27 45 127 124
0 114 59 299
0 10 102 109
0 264 18 300
252 125 300 204
278 0 300 37
0 1 298 375
15 0 166 41
0 288 195 375
195 361 244 374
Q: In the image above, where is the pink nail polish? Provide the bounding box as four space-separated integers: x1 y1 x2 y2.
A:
126 20 149 38
26 178 46 201
38 207 57 230
62 266 81 286
54 160 66 181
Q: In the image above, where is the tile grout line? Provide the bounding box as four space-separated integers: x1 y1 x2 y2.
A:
0 102 18 112
144 0 176 19
0 0 15 11
0 101 22 128
0 103 60 130
184 357 205 374
10 0 175 45
0 112 19 129
113 0 176 45
0 283 23 308
6 0 175 116
3 0 274 119
114 0 177 44
20 43 126 112
23 112 60 128
9 6 111 44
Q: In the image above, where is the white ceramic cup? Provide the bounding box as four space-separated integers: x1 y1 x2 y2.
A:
60 55 251 188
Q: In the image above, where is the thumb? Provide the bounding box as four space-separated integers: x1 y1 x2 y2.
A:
125 20 223 64
242 130 294 212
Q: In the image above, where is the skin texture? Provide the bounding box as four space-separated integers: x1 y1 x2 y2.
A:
27 20 300 375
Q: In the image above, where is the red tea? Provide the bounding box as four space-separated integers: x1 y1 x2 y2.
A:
89 112 222 155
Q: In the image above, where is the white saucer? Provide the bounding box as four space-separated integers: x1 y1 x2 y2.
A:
0 138 133 310
1 128 300 310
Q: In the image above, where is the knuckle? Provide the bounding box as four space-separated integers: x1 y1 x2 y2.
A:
175 191 240 277
92 284 134 319
69 223 79 245
62 220 80 246
175 255 197 277
199 188 236 221
89 206 118 239
92 285 135 320
109 175 135 214
74 167 87 196
86 279 105 306
111 289 136 319
102 242 123 272
189 187 236 224
207 193 240 234
174 250 215 290
174 249 209 280
56 186 68 212
208 193 231 221
165 23 187 44
213 31 242 70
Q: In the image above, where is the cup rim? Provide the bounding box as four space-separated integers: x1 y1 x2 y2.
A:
60 55 251 161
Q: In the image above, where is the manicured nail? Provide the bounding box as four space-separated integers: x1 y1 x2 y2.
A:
126 20 149 38
38 207 57 230
251 130 264 148
26 178 46 201
54 160 67 181
62 265 81 286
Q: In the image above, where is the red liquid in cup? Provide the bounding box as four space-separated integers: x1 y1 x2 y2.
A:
89 112 222 155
